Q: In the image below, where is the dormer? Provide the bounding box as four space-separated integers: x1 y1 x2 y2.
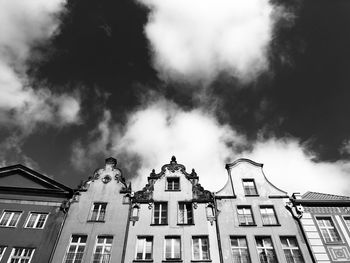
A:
216 158 288 199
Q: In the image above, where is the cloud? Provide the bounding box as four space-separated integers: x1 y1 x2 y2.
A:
139 0 283 84
72 99 350 196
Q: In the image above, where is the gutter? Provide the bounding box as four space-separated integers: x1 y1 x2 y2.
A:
214 194 224 263
121 194 132 263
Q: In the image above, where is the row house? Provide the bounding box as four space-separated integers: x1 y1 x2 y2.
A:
290 191 350 263
0 164 73 263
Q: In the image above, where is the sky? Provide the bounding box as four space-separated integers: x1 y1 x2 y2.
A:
1 0 350 195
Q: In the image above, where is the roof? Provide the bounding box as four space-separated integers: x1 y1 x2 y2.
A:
302 191 350 201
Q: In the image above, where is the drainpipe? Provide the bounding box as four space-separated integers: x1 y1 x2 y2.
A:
214 194 224 263
121 193 132 263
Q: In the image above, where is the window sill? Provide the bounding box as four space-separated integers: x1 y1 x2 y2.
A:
239 224 257 227
165 190 181 192
324 241 344 245
87 220 105 223
133 260 153 262
162 260 183 262
190 260 212 262
177 223 195 226
262 224 281 227
0 225 17 228
150 223 168 226
244 194 259 197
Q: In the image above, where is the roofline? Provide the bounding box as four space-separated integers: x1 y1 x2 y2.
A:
0 164 73 194
225 158 263 169
292 198 350 206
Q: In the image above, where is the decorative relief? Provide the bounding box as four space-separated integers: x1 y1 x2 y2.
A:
304 206 350 214
328 246 350 261
102 175 111 184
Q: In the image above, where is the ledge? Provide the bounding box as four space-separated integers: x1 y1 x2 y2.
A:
165 190 181 192
150 223 168 226
162 260 183 262
244 194 259 197
190 260 212 262
262 224 281 227
239 224 257 227
177 223 195 226
133 260 153 262
87 220 105 223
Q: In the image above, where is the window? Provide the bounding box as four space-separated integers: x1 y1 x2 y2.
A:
242 179 258 196
64 235 87 263
178 202 193 224
260 207 278 225
0 246 6 261
316 217 341 243
237 206 255 226
135 237 153 260
344 216 350 231
164 237 181 260
25 213 48 229
230 237 251 263
153 202 167 225
90 203 107 221
166 177 180 191
280 237 304 263
92 236 113 263
0 211 21 227
192 236 210 260
8 248 35 263
255 237 278 263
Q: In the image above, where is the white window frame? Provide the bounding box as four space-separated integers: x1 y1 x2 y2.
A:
89 203 107 221
192 236 210 260
237 206 255 225
343 216 350 232
280 236 304 263
0 246 6 261
24 212 48 229
164 236 181 260
316 216 342 243
0 210 22 227
178 202 193 224
135 237 153 260
242 179 258 196
166 177 180 191
260 206 278 225
255 236 277 263
63 235 87 263
7 247 35 263
230 236 251 263
92 236 113 263
153 202 167 225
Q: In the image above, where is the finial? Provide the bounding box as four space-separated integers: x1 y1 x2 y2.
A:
105 157 117 168
150 169 156 176
171 156 177 164
191 168 197 176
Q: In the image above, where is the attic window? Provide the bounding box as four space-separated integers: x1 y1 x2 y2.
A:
242 179 258 196
166 177 180 191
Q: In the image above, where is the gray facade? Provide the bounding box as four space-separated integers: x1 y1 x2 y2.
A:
51 157 131 263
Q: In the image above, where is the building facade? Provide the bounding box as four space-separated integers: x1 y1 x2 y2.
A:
215 158 312 263
290 191 350 263
124 156 220 263
0 164 73 263
51 157 131 263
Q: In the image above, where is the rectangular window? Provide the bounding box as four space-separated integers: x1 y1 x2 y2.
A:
178 202 193 224
64 235 87 263
135 237 153 260
230 237 251 263
153 202 167 225
260 207 278 225
242 179 258 196
90 203 107 221
344 216 350 231
92 236 113 263
164 237 181 260
8 247 35 263
237 206 255 226
255 236 278 263
166 177 180 191
0 246 6 261
316 217 341 243
280 237 304 263
25 213 48 229
0 210 22 227
192 236 210 260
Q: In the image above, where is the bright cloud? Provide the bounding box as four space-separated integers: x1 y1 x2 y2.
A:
139 0 282 84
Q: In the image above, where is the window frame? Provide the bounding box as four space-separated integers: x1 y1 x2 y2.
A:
63 234 87 263
242 179 258 196
280 236 305 263
92 235 113 263
178 202 194 225
255 236 278 263
8 247 35 263
343 216 350 232
260 206 279 226
164 236 181 260
237 206 256 226
191 236 210 261
24 212 49 229
89 202 107 222
135 236 153 261
0 210 22 228
152 202 168 225
230 236 251 263
166 177 180 191
0 246 6 261
315 216 342 244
